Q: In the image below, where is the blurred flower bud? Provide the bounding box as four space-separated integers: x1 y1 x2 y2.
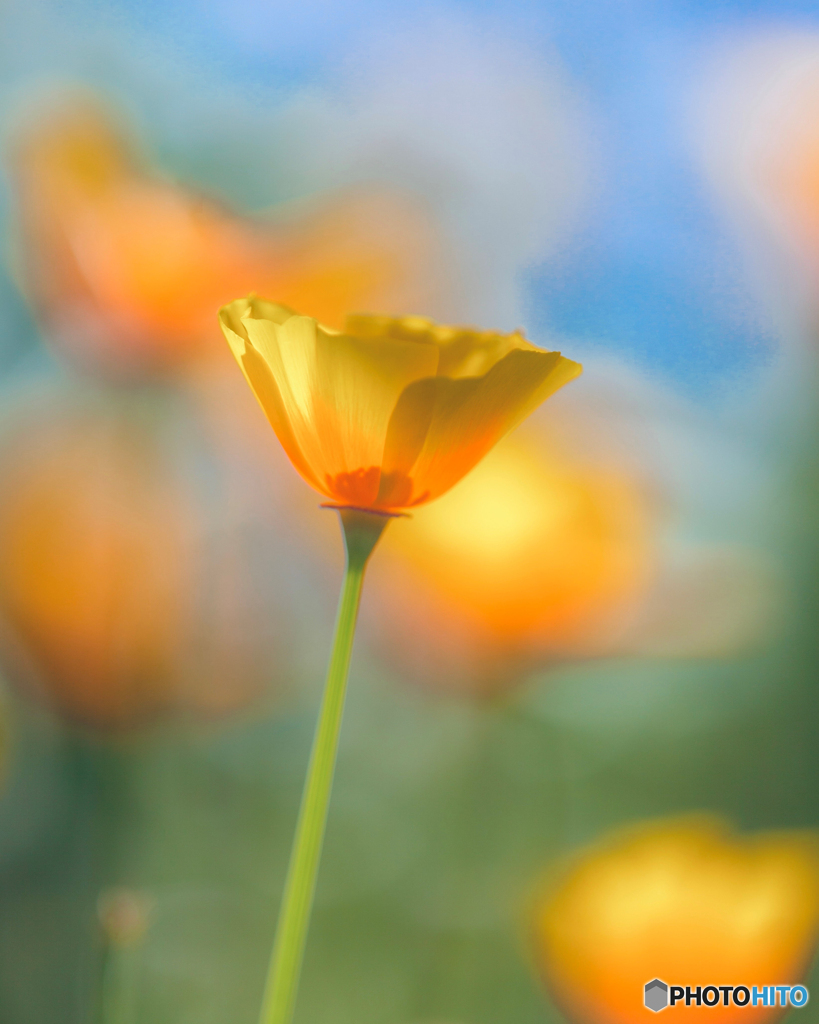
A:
98 887 154 948
4 91 447 378
532 817 819 1023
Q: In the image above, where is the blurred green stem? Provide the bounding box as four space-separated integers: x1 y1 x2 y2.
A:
98 944 142 1024
258 508 391 1024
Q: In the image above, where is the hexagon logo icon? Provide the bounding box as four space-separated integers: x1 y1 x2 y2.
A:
645 979 669 1012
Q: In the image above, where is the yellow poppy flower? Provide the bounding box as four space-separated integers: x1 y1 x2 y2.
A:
533 817 819 1024
219 296 582 513
220 295 581 1024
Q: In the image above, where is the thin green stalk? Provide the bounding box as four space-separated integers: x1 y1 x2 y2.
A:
98 945 142 1024
95 888 152 1024
258 508 390 1024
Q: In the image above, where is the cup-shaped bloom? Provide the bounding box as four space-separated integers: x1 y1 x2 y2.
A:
219 296 581 512
533 817 819 1024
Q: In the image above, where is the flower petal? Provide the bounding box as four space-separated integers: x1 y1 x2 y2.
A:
221 295 295 337
433 328 529 378
219 302 323 492
379 348 582 506
344 312 535 378
241 311 439 502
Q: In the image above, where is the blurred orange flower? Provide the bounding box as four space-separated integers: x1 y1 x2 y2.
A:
697 38 819 289
747 53 819 253
367 428 653 691
533 817 819 1024
0 402 286 730
359 363 779 696
5 94 444 376
219 297 581 513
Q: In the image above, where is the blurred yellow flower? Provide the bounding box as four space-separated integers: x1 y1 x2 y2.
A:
533 817 819 1024
361 364 778 696
219 297 582 513
372 432 652 685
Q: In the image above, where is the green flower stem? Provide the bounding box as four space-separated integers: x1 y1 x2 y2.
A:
98 944 142 1024
258 508 391 1024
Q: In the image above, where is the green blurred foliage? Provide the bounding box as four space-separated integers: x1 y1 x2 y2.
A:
1 493 819 1024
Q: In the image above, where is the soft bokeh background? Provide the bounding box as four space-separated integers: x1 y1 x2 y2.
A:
1 1 819 1022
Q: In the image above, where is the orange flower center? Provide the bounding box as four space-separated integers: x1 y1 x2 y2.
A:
325 467 429 510
326 466 382 506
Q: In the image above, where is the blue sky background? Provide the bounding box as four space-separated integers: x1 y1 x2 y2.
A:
4 0 819 397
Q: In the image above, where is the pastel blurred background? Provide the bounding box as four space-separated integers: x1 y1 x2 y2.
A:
1 1 819 1022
